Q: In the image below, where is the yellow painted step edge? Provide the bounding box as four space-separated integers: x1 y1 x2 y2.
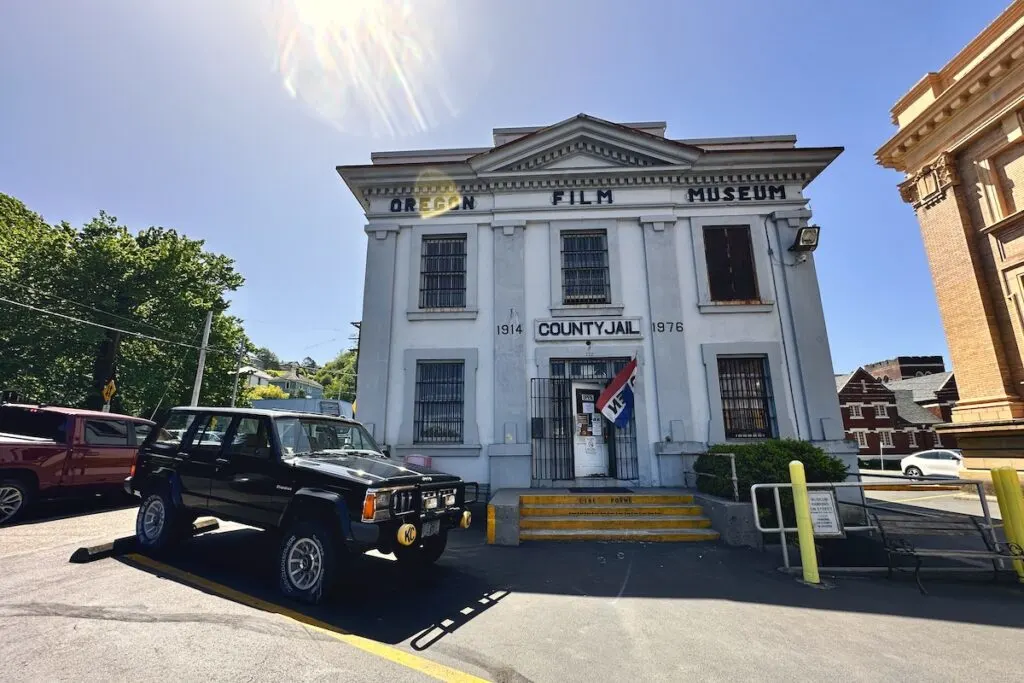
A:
521 505 704 516
520 531 720 542
520 518 713 530
519 494 694 505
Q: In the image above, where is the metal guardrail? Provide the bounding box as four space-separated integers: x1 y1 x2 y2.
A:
750 476 999 571
684 452 739 502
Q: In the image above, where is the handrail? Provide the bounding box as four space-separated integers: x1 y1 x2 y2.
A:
749 477 999 571
686 452 739 501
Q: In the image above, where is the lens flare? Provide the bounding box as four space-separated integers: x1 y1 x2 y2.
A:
414 168 462 219
267 0 469 138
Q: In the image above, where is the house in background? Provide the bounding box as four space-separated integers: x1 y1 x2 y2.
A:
864 355 946 382
268 370 324 399
235 366 274 388
884 371 959 425
836 368 950 456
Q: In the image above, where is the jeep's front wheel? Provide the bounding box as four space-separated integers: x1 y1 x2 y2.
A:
135 490 187 555
278 519 337 605
394 529 448 568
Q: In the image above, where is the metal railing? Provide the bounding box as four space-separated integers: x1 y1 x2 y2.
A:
685 452 739 501
750 476 999 571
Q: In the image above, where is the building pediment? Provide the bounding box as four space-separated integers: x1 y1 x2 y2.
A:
469 114 703 175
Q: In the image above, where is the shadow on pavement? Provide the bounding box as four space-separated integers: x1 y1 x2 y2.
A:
12 494 136 527
112 501 1024 646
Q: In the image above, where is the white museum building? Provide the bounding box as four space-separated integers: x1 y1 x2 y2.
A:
338 114 855 494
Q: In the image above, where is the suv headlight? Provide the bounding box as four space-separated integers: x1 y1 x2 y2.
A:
362 489 392 522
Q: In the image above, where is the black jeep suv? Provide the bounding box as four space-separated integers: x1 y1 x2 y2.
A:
126 407 472 604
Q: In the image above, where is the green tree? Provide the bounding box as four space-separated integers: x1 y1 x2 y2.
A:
253 347 281 370
315 348 357 402
0 194 250 417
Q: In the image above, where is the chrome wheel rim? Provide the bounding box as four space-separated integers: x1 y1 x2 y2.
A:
140 497 165 540
0 485 23 523
287 538 323 590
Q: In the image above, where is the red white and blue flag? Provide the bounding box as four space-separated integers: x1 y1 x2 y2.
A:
596 357 638 428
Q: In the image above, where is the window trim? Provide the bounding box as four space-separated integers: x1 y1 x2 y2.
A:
549 219 624 317
907 430 917 448
407 224 479 320
398 348 480 454
848 403 863 419
852 430 868 448
874 403 889 419
701 342 795 443
83 418 131 447
878 429 894 448
689 214 775 314
418 233 469 310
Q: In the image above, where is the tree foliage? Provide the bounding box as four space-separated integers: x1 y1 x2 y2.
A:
315 348 357 403
0 193 250 417
252 347 281 371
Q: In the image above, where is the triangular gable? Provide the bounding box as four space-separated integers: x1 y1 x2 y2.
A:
469 114 703 174
837 367 893 395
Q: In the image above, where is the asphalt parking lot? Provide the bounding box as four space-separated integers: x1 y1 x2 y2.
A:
2 499 1024 682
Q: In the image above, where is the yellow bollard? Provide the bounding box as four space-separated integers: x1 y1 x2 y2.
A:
789 460 820 585
998 467 1024 581
991 469 1019 577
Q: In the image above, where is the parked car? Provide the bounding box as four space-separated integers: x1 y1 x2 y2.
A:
901 449 963 478
125 407 473 604
0 403 154 524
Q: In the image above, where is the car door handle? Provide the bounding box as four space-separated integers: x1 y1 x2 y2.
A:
173 453 188 462
215 458 230 466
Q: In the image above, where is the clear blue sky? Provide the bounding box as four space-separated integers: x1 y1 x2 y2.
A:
0 0 1010 371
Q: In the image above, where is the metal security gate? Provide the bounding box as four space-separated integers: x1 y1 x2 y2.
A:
529 358 639 481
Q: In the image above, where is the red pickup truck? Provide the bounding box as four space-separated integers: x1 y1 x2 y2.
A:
0 403 154 525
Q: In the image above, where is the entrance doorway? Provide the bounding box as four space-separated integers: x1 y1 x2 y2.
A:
529 358 639 483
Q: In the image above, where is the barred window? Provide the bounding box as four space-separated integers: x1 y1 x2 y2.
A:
413 361 464 443
561 230 610 305
717 356 776 439
420 235 467 309
874 403 888 418
853 431 868 448
703 226 758 302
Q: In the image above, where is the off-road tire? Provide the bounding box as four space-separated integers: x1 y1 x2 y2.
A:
278 519 338 605
135 489 189 555
0 477 33 526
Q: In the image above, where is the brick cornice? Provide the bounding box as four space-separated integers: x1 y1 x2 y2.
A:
897 152 960 208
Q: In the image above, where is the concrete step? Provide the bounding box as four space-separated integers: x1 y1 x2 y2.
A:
519 493 694 506
521 503 704 517
520 515 713 530
519 528 720 542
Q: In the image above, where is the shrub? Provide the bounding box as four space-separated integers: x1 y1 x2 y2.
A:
695 439 848 528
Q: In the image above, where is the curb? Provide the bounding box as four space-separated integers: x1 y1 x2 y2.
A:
69 518 219 563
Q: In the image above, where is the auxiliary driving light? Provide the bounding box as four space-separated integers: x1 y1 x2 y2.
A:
397 523 417 546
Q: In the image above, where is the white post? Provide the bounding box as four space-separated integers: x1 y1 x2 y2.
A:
230 341 246 407
190 310 213 406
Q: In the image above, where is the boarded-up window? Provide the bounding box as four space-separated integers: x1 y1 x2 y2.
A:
703 226 758 302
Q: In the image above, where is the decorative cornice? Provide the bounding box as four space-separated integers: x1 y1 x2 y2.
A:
503 138 662 171
897 152 960 209
358 170 812 199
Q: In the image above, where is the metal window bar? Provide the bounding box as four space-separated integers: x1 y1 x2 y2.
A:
413 361 464 443
529 358 639 481
561 231 610 305
420 236 467 309
717 356 776 439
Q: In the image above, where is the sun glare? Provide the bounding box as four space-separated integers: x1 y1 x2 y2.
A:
267 0 468 138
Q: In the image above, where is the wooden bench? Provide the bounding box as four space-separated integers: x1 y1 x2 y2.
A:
871 513 1023 594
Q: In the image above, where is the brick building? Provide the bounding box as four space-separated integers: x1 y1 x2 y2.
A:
864 355 946 382
876 3 1024 476
884 371 960 424
836 368 946 456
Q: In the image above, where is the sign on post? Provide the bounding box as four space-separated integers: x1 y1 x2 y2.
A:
807 490 844 538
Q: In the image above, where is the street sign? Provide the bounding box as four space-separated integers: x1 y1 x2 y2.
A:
807 489 845 538
102 380 117 403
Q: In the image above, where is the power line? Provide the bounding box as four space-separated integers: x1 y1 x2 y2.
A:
0 295 233 354
0 278 186 340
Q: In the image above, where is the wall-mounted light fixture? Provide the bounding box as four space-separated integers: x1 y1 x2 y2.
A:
789 225 820 252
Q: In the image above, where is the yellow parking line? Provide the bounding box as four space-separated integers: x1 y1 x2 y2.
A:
124 553 488 683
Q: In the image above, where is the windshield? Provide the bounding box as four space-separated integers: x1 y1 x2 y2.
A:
274 417 384 458
0 406 67 441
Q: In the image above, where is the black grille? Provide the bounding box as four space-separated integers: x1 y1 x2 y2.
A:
529 358 638 481
717 356 776 439
420 235 467 309
391 489 417 515
414 361 465 443
561 230 610 305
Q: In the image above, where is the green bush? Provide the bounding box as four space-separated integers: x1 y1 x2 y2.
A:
694 440 848 529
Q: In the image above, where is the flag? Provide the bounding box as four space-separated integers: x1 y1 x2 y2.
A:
596 357 637 428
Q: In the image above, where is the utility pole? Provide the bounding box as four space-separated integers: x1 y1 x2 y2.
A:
190 310 213 406
230 340 246 407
